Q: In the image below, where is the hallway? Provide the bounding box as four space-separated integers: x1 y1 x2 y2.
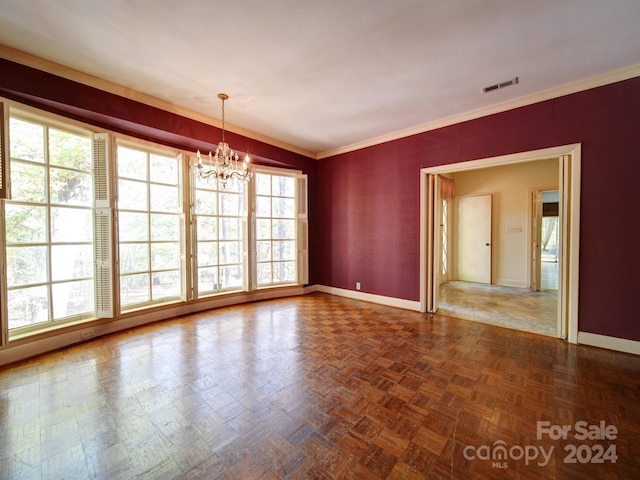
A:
438 281 558 337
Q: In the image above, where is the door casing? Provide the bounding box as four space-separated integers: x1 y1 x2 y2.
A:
419 144 580 343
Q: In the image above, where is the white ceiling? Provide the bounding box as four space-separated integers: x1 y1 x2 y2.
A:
1 1 639 158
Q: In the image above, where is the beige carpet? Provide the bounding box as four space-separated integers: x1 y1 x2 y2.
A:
437 281 558 337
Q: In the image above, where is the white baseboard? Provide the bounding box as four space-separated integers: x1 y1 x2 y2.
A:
4 285 637 368
496 279 528 288
316 285 421 311
578 332 640 356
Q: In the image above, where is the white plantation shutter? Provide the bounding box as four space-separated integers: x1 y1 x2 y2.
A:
297 174 309 285
179 212 187 301
93 133 116 317
0 103 8 199
248 180 258 291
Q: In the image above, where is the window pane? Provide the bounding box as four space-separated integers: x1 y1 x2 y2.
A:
257 263 271 284
121 273 150 306
219 241 240 264
256 219 271 240
220 192 242 216
5 205 47 243
10 118 45 163
272 197 295 218
195 189 217 215
273 240 295 261
197 216 217 241
119 243 149 274
119 212 148 241
152 270 181 299
256 196 271 217
255 173 271 195
197 241 218 267
6 246 47 286
150 154 177 184
273 262 296 283
8 286 49 329
51 245 93 281
10 162 46 203
50 168 93 206
150 214 179 241
52 280 94 319
220 265 242 289
198 267 218 293
118 147 147 180
49 128 92 170
150 184 179 212
273 219 295 239
51 207 92 243
118 179 147 210
220 218 240 240
151 243 180 270
272 176 295 197
257 241 271 262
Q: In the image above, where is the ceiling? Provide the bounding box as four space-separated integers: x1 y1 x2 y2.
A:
1 1 639 158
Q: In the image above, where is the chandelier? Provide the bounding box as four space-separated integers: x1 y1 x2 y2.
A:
195 93 252 186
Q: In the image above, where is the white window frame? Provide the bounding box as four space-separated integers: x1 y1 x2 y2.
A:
250 166 308 289
3 108 97 335
114 139 186 312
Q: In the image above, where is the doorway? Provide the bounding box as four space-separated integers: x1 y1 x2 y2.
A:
420 144 581 343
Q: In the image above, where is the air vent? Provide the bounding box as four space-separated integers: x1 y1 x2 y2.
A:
483 77 519 93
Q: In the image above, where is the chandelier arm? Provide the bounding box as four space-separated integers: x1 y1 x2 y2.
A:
194 93 252 187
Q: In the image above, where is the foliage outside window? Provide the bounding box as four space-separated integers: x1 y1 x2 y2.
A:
5 116 94 330
255 172 297 286
194 175 245 296
117 145 183 309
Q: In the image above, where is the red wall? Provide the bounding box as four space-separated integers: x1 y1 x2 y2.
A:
318 77 640 342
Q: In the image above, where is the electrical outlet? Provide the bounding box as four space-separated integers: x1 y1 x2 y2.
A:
356 282 361 291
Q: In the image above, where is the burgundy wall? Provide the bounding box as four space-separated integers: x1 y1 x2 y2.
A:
0 57 319 285
318 77 640 342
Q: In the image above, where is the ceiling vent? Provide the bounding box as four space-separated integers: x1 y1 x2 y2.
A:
483 77 519 93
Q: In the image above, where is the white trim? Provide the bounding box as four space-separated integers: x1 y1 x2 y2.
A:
3 44 638 161
420 144 581 344
578 332 640 356
318 64 640 159
316 285 421 311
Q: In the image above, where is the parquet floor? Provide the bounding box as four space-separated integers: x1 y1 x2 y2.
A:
1 292 640 479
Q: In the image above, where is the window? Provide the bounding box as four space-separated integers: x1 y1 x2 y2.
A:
4 115 94 330
193 175 246 296
255 172 298 286
116 144 183 309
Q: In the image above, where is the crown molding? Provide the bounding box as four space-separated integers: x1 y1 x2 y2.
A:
317 63 640 159
0 44 316 159
3 44 638 161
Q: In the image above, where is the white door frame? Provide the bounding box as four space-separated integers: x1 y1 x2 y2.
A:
419 144 581 343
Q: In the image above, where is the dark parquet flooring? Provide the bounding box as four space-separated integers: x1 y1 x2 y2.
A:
1 292 640 479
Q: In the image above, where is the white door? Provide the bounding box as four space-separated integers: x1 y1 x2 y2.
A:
457 194 492 283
